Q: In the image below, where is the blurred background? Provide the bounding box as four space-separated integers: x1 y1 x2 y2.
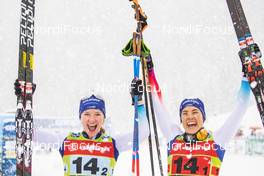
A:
0 0 263 175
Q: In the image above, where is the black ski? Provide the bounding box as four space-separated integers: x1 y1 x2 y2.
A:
226 0 264 126
15 0 35 175
143 55 164 176
16 0 28 175
141 57 156 176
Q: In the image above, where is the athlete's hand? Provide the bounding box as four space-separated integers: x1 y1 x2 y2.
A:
130 78 144 106
14 79 22 96
14 79 36 96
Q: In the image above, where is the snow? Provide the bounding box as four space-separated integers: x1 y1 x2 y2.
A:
206 103 264 130
32 150 64 176
32 141 264 176
221 153 264 176
0 0 263 122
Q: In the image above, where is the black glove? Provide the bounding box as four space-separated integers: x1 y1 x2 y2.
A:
238 49 249 77
249 43 262 58
146 54 153 71
130 78 143 105
14 79 23 96
14 79 36 96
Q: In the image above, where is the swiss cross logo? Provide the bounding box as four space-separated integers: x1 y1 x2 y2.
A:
68 142 79 151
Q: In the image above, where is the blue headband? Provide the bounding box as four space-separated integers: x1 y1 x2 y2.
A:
79 95 106 119
179 98 206 122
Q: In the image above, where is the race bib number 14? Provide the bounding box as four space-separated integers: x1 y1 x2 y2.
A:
171 155 212 175
70 156 112 175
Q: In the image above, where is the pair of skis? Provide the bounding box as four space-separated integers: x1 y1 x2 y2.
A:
15 0 36 175
122 0 164 175
226 0 264 126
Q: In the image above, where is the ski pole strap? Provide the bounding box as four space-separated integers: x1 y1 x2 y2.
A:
122 38 150 57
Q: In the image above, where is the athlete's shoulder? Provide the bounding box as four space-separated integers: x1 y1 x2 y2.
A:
168 133 184 145
206 130 214 140
65 131 82 140
100 133 114 141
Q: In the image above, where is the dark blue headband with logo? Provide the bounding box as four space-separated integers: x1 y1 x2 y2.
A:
179 98 206 122
79 95 106 119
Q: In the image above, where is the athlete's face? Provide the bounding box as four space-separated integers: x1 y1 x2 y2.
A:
81 109 105 138
181 106 204 134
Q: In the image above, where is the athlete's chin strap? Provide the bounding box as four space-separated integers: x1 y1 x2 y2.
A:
183 127 209 143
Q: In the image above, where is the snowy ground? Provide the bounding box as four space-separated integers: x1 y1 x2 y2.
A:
32 141 264 176
30 104 264 175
